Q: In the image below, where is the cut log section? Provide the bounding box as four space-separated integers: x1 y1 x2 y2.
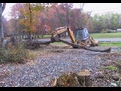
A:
77 69 90 87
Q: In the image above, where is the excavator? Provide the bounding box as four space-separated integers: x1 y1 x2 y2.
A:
51 26 98 47
50 26 111 52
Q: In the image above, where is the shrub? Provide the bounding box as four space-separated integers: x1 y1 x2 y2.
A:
0 43 29 64
100 29 109 33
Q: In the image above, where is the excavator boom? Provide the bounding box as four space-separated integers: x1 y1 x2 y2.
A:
67 27 76 43
51 26 77 43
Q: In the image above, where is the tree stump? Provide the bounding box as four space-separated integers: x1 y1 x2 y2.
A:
52 69 91 87
52 73 81 87
52 78 58 87
77 69 90 87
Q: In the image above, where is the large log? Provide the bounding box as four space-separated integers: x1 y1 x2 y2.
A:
23 38 111 52
59 39 111 52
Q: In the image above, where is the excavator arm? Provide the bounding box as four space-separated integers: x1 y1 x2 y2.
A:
51 26 68 42
51 26 77 43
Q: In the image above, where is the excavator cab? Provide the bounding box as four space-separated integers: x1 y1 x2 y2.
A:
74 28 89 41
74 27 98 47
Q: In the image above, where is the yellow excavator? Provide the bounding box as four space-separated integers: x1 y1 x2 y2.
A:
51 26 98 47
50 26 111 52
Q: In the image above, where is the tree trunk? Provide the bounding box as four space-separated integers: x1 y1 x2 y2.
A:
59 39 111 52
0 3 2 47
0 3 6 48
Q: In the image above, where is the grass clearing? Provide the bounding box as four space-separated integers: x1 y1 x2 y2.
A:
51 41 121 47
99 42 121 47
43 34 51 38
90 32 121 38
103 65 118 71
51 42 64 44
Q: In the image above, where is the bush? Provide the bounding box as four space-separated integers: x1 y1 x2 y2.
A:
100 29 109 33
0 43 29 64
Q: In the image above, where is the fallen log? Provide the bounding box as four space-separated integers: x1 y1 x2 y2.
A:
24 40 52 49
59 39 111 52
22 38 111 52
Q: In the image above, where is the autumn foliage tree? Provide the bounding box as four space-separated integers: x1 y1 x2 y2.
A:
9 3 49 39
19 3 37 39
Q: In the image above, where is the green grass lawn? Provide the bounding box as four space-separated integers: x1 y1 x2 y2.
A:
43 32 121 39
43 34 51 38
44 32 121 47
51 41 121 47
51 42 64 44
90 32 121 38
99 42 121 47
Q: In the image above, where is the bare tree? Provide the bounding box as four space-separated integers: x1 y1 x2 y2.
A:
79 3 93 28
0 3 6 47
79 3 85 12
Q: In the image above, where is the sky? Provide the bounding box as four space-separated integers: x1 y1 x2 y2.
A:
73 3 121 16
3 3 15 20
2 3 121 20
